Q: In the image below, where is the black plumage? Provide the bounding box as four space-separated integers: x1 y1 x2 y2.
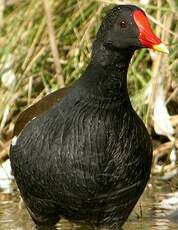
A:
10 5 155 229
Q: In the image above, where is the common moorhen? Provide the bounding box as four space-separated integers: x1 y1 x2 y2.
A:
10 5 169 230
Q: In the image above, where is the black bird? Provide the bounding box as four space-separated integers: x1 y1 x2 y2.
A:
10 5 169 230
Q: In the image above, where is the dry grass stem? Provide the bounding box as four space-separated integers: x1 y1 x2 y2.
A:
42 0 65 88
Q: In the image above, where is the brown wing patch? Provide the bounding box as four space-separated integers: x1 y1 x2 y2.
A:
13 87 70 137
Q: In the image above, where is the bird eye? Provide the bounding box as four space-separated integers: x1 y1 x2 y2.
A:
120 20 127 28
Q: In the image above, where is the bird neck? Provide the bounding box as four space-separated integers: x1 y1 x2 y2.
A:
79 42 135 103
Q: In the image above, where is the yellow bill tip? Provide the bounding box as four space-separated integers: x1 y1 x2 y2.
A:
152 43 169 54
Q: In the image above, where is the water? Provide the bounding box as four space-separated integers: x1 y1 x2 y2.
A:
0 173 178 230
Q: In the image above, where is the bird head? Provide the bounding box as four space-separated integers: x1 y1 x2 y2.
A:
96 5 169 54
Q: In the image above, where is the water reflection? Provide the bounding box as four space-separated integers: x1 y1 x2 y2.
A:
0 178 178 230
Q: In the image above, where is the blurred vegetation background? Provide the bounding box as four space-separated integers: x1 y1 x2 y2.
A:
0 0 177 175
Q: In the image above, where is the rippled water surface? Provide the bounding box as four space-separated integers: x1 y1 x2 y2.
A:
0 176 178 230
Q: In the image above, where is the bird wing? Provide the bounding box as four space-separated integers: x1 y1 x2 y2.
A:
13 87 70 137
